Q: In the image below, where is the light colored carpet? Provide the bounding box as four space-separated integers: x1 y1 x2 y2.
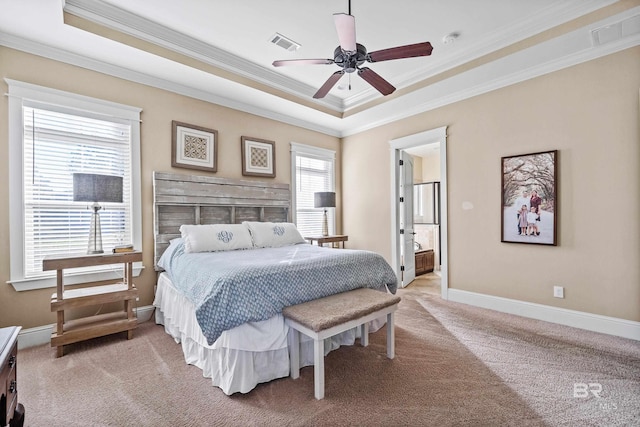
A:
18 284 640 426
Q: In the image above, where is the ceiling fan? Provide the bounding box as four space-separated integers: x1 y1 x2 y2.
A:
272 2 433 99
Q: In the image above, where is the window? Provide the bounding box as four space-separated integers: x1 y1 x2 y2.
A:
7 79 142 291
290 143 336 236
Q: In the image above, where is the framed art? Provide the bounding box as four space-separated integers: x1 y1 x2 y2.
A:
241 136 276 178
501 150 557 245
172 121 218 172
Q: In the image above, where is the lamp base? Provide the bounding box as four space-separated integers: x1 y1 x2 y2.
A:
322 209 329 237
87 203 104 254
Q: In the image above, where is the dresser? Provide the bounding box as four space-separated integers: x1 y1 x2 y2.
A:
0 326 24 427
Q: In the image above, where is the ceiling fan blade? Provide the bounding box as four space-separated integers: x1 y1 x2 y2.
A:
273 59 334 67
358 67 396 96
313 71 345 99
333 13 356 52
368 42 433 63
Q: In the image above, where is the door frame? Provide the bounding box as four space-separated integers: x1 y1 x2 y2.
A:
389 126 449 299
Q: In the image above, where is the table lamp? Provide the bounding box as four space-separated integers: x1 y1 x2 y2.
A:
314 191 335 237
73 173 123 254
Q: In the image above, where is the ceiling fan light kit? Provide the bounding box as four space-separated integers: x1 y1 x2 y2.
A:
272 4 433 99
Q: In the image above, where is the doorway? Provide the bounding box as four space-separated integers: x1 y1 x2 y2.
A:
389 127 448 299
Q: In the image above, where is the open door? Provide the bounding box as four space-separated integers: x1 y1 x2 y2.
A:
400 151 415 286
390 126 448 299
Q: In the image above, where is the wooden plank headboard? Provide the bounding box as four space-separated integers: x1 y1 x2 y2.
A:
153 171 291 270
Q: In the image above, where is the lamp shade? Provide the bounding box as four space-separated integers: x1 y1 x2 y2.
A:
314 191 336 208
73 173 123 203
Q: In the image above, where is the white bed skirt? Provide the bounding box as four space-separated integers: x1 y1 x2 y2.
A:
154 273 383 395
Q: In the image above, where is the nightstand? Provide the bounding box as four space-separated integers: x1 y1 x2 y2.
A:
305 235 348 248
43 251 142 357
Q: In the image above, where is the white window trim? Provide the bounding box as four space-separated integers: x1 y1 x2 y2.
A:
6 79 144 291
290 142 336 235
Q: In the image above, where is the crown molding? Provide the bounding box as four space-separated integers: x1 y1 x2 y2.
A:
2 6 638 138
340 0 620 109
63 0 345 112
65 0 619 113
343 38 640 137
341 7 640 137
63 0 625 115
0 31 342 137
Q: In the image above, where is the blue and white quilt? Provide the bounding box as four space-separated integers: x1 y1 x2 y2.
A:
158 240 398 345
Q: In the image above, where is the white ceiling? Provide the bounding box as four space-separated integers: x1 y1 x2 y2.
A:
1 0 639 137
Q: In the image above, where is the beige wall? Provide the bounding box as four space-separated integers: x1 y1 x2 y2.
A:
1 44 638 329
343 47 640 322
0 47 341 329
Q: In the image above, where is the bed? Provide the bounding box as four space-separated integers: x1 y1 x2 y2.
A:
152 172 398 395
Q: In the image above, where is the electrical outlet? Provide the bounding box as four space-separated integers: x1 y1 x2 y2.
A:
553 286 564 298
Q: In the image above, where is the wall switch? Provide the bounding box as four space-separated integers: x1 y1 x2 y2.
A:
553 286 564 298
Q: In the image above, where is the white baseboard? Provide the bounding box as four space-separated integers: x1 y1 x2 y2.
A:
447 289 640 341
17 305 156 349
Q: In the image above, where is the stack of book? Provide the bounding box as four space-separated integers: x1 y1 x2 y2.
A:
112 244 135 253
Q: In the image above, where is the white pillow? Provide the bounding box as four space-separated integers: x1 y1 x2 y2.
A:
179 224 254 253
243 221 306 248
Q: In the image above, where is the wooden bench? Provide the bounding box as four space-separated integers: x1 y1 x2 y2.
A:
282 287 401 399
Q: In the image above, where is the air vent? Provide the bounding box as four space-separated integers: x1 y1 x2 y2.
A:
270 33 301 52
591 14 640 46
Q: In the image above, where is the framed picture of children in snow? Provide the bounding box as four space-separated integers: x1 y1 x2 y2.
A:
501 150 557 245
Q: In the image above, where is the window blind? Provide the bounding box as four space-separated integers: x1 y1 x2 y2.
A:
23 106 132 277
294 154 335 236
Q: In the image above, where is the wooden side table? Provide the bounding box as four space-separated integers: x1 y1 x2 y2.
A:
305 235 348 248
0 326 24 427
43 251 142 357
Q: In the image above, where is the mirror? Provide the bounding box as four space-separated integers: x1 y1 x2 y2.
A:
414 181 440 224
